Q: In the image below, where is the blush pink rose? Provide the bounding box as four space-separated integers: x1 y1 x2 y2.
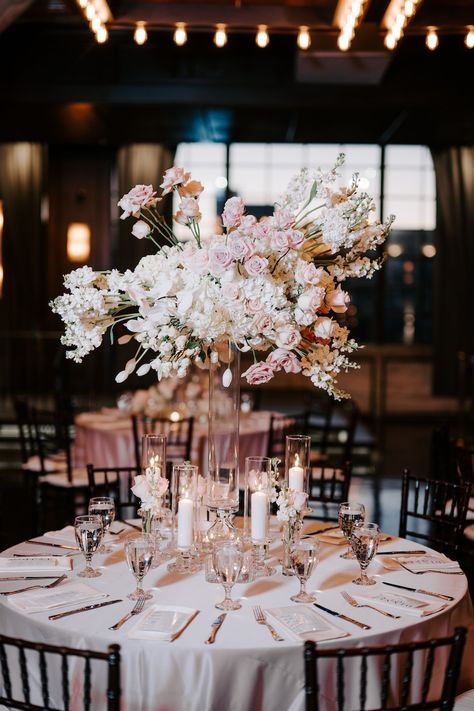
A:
174 197 201 225
276 325 301 349
246 297 264 314
242 361 275 385
295 261 323 286
297 286 325 313
222 197 245 230
185 247 209 275
267 348 302 374
179 180 204 198
288 229 304 249
228 235 255 260
270 230 290 251
245 254 268 276
326 286 349 313
160 167 191 195
252 312 273 333
208 244 233 275
118 184 156 219
221 282 242 301
272 210 293 230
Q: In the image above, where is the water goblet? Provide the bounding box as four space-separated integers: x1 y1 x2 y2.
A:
125 536 154 600
213 543 243 611
74 515 104 578
289 540 319 603
88 496 115 553
350 522 380 586
338 502 366 559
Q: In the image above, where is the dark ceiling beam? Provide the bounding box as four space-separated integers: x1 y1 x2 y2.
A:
0 0 34 33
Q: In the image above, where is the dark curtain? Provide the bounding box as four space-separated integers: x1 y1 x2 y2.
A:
115 144 175 271
431 146 474 396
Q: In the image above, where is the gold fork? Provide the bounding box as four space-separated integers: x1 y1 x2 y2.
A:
109 595 146 630
253 605 284 642
2 574 68 596
341 591 401 619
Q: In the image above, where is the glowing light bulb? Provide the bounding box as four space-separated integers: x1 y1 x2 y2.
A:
214 24 227 48
297 26 311 50
134 22 147 45
174 23 187 46
78 0 88 8
90 16 101 33
96 25 108 43
385 33 396 50
426 28 438 50
85 3 96 21
404 0 415 17
256 25 269 48
465 28 474 49
338 34 350 51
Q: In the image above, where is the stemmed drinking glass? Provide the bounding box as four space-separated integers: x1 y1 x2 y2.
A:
338 502 366 559
74 515 104 578
213 543 243 611
88 497 115 553
289 541 319 603
125 536 154 600
350 522 380 586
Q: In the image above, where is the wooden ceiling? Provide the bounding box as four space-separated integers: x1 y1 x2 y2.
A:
0 0 472 145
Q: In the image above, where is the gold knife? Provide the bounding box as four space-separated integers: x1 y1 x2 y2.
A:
170 610 200 642
49 599 122 620
26 540 79 551
0 576 62 581
205 613 226 644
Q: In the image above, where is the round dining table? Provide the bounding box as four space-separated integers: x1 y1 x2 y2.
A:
1 525 473 711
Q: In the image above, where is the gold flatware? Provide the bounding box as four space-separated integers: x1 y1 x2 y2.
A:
109 595 146 631
396 561 464 575
377 550 426 555
49 599 122 620
26 540 79 551
205 613 226 644
382 582 454 601
0 576 63 581
341 591 401 619
170 610 200 642
253 605 284 641
2 574 68 596
313 602 371 630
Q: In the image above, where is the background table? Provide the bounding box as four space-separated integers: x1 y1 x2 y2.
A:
1 530 473 711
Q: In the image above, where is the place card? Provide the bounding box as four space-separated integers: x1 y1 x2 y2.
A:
0 557 72 574
354 590 447 617
128 605 198 641
8 582 107 614
266 605 350 642
378 553 461 572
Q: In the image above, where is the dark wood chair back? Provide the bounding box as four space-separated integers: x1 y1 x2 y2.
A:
13 398 36 464
131 415 194 470
87 464 142 520
0 634 120 711
307 462 352 521
305 399 358 467
31 405 74 483
304 627 467 711
266 413 308 461
399 469 471 557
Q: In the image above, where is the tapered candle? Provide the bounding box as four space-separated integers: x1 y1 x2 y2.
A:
251 490 268 542
177 498 194 549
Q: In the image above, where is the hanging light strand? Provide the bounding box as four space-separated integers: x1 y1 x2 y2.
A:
337 0 366 51
297 26 311 50
134 21 148 45
256 25 269 48
383 0 421 50
174 22 187 46
425 26 439 50
214 24 227 48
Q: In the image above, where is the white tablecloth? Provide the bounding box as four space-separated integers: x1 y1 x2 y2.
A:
73 410 274 475
1 531 473 711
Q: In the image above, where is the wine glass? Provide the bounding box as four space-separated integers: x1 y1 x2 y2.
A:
125 536 154 600
338 502 366 559
88 496 115 553
350 522 380 586
289 541 319 603
212 543 243 611
74 515 104 578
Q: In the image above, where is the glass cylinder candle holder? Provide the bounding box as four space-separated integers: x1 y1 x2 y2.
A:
243 456 276 577
142 433 167 478
285 435 311 494
168 462 201 574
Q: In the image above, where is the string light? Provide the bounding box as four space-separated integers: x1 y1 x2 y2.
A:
383 0 420 50
426 27 438 50
465 27 474 49
174 23 187 46
90 16 102 33
96 25 108 43
337 34 350 51
256 25 269 48
297 26 311 50
134 22 147 45
85 3 96 21
78 0 88 7
214 24 227 48
337 0 365 51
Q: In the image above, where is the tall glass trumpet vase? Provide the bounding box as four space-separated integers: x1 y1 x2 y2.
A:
206 342 240 546
244 456 275 577
168 462 201 574
140 433 167 533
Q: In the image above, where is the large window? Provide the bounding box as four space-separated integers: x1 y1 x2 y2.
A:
173 142 436 345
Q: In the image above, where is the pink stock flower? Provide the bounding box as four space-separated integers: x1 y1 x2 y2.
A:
160 167 191 195
242 361 275 385
267 348 302 374
178 180 204 198
208 244 233 275
245 254 268 276
222 197 245 230
118 185 156 220
326 286 349 313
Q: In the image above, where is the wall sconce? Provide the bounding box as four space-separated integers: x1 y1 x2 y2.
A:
0 200 3 297
67 222 91 262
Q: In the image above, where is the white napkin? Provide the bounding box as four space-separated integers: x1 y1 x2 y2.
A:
317 529 346 545
378 554 461 572
8 582 107 614
127 605 197 641
43 525 114 545
266 605 349 642
0 557 72 574
354 590 447 617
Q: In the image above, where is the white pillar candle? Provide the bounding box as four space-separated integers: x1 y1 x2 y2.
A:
177 498 194 549
288 465 304 491
251 490 268 542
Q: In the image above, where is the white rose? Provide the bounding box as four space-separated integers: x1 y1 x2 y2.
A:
131 220 151 239
314 317 334 341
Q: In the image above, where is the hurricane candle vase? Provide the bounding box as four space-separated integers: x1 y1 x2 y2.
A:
243 456 275 577
206 342 241 545
140 433 167 533
285 435 311 495
169 462 200 573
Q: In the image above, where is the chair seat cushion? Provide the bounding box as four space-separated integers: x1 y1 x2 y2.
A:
22 453 67 472
40 468 89 488
463 524 474 542
454 689 474 710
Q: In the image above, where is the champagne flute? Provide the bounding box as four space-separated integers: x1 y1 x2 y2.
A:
125 536 154 600
213 543 243 611
289 541 319 603
350 522 380 586
338 502 366 559
88 497 115 553
74 515 103 578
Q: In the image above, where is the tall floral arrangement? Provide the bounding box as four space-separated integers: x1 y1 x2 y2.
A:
51 155 393 399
